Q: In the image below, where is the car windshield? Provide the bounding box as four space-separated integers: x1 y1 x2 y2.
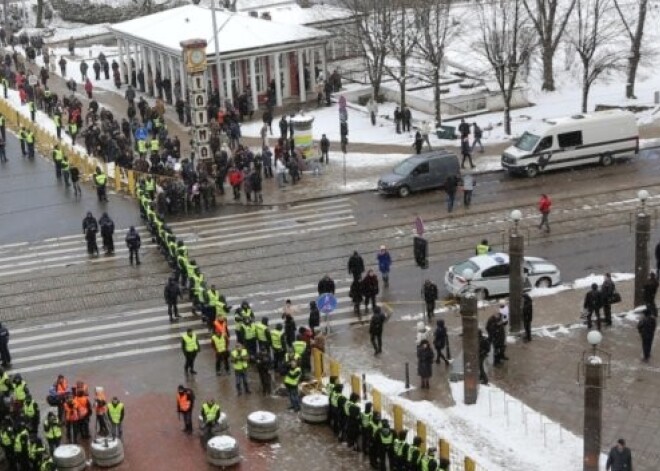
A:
515 132 540 152
452 260 480 276
393 160 418 176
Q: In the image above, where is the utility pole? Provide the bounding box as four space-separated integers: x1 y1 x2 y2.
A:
460 269 479 405
634 190 650 307
509 209 523 334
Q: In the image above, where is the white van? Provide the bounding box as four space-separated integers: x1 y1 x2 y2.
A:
501 110 639 177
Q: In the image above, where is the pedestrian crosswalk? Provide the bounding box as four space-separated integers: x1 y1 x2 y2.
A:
0 197 357 278
9 281 360 374
3 197 360 373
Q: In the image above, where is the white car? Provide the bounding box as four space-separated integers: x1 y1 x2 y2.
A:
444 252 561 299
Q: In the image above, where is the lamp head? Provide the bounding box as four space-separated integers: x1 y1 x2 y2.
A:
638 189 649 203
587 330 602 347
510 209 522 222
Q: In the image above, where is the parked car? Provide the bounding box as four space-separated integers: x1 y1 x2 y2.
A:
378 151 460 197
444 252 561 299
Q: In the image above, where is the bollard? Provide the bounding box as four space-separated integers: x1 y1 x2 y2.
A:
312 348 323 381
128 170 136 195
416 420 427 453
114 165 121 193
393 404 403 432
372 389 381 414
439 439 450 461
405 362 410 390
350 374 360 397
330 360 340 378
464 457 476 471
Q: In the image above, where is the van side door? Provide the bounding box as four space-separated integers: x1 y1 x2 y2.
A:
410 162 432 190
535 136 554 169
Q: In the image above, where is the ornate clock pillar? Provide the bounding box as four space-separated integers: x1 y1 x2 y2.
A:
180 39 212 164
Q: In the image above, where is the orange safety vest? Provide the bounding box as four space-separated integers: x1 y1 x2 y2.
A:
64 402 79 423
95 392 107 415
56 379 69 396
74 396 90 418
213 319 227 336
177 392 191 412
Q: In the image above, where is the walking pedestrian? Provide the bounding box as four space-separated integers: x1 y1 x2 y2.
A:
377 245 392 288
472 123 484 152
413 131 423 154
583 283 603 330
433 319 450 366
444 174 459 213
643 271 659 316
124 226 141 266
402 107 412 133
308 301 320 333
181 328 200 375
369 306 385 355
601 273 616 326
320 134 330 164
420 121 432 150
361 269 379 313
461 136 475 169
538 194 552 232
605 438 633 471
422 280 438 320
349 279 363 322
0 323 10 368
176 385 194 434
348 251 365 282
367 97 378 126
393 106 402 134
70 164 81 197
417 340 434 389
84 78 93 99
164 277 182 322
82 212 99 257
94 167 108 202
638 307 656 361
458 118 470 139
522 293 533 342
462 172 475 208
99 212 114 255
318 274 335 295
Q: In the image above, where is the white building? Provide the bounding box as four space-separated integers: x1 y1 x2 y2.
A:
111 4 339 109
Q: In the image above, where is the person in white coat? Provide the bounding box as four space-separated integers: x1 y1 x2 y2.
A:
367 98 378 126
416 321 433 345
420 121 432 151
275 157 287 188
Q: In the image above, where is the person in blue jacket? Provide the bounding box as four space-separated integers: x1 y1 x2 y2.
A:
377 245 392 288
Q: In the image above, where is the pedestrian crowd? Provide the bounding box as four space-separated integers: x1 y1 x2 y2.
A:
0 370 125 471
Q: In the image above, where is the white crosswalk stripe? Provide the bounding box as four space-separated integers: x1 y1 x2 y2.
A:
9 282 364 374
0 198 356 278
4 198 360 373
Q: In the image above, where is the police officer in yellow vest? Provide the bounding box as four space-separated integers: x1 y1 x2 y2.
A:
28 437 47 470
242 318 258 358
106 397 124 440
18 127 27 156
61 155 71 187
255 317 271 356
94 166 108 202
284 360 302 412
392 429 409 471
28 100 36 121
26 129 36 159
200 398 220 436
137 138 147 157
181 328 200 375
475 239 491 255
0 419 14 466
231 344 250 395
43 411 62 454
211 330 230 376
270 323 285 372
14 423 30 470
419 447 441 471
150 137 159 156
52 144 64 179
68 120 78 145
144 175 156 199
22 393 40 433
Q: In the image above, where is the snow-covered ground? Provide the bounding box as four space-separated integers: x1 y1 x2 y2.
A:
363 373 608 470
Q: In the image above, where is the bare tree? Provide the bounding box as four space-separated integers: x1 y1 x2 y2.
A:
413 0 459 126
383 0 418 109
338 0 393 99
613 0 649 98
522 0 576 91
569 0 623 112
36 0 44 28
475 0 536 135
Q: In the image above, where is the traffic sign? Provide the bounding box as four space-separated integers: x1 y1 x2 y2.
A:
135 127 148 141
414 216 424 237
317 293 337 314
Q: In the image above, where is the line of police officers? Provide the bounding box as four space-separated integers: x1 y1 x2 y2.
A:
326 378 450 471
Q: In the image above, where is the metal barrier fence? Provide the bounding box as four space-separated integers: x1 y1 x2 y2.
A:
311 348 486 471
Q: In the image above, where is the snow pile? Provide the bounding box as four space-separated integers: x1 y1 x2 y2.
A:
364 373 413 396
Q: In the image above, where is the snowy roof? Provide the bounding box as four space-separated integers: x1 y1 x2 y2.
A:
111 5 330 57
243 4 354 26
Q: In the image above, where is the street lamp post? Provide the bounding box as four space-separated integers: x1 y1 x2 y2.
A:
634 190 651 307
580 331 610 471
509 209 524 334
461 268 479 405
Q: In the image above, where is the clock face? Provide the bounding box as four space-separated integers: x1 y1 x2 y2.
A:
190 49 205 65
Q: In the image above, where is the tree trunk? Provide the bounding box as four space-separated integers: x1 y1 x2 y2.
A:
582 81 590 113
36 0 44 28
433 67 441 127
503 103 511 135
541 44 555 91
625 0 648 99
399 76 406 110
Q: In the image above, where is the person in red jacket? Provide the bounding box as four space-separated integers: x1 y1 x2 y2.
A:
538 194 551 233
84 78 93 99
228 166 243 201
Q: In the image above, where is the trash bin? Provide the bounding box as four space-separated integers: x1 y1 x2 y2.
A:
436 125 456 140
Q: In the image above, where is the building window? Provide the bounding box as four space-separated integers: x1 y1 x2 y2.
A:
229 61 240 98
